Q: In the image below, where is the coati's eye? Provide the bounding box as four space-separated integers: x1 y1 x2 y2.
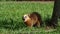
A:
24 16 27 19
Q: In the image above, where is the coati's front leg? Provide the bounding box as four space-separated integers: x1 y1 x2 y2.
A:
26 20 34 28
28 23 33 28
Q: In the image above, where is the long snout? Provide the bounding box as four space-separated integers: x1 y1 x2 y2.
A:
22 16 25 21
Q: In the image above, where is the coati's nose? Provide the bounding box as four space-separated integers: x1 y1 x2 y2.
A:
22 16 25 20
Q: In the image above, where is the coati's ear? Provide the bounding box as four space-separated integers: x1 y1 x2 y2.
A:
28 14 30 16
28 14 30 18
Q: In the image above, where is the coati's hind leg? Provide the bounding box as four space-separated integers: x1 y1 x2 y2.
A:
36 21 40 27
33 21 40 28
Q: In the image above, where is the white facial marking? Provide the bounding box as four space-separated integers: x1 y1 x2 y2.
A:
24 14 30 22
24 14 28 19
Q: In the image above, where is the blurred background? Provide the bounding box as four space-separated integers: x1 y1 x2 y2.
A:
0 0 60 34
0 0 54 1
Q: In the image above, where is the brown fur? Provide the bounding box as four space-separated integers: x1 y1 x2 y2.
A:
22 12 43 28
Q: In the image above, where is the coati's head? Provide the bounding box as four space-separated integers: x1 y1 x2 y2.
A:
22 14 31 22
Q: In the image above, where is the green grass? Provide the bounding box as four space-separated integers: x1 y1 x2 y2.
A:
0 1 60 34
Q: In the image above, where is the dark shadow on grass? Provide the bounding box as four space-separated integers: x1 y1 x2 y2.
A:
44 15 59 29
0 17 27 30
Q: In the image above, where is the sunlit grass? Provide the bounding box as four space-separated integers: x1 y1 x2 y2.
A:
0 1 60 34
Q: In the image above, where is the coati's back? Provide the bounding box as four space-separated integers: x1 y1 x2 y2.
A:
30 12 43 26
